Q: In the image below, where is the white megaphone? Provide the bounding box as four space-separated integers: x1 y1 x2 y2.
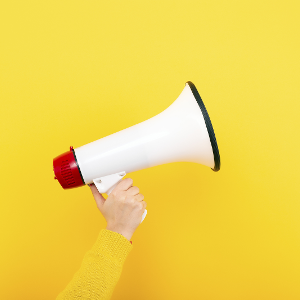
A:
53 81 221 223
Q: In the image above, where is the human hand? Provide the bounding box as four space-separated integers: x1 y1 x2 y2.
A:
89 178 147 241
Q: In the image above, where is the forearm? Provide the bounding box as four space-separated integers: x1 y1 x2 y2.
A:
56 229 133 300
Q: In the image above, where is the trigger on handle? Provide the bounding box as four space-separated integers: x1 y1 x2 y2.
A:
141 209 147 223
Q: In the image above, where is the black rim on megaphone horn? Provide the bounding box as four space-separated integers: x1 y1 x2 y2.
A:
186 81 221 172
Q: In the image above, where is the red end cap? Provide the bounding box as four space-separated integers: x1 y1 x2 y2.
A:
53 150 85 189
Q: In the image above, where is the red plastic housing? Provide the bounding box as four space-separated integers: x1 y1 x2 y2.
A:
53 148 85 189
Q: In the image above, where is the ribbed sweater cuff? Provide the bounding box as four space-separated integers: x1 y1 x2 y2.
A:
91 229 133 265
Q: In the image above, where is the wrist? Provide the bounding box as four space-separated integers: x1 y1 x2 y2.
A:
106 224 133 241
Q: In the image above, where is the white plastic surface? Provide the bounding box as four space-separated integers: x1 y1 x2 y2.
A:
93 171 126 194
93 172 147 223
75 83 214 185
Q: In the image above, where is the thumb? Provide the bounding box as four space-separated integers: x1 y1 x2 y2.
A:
89 184 106 210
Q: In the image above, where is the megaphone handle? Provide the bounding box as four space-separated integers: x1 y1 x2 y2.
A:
93 173 147 223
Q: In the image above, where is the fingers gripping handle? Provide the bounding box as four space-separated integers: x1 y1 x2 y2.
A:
93 172 147 223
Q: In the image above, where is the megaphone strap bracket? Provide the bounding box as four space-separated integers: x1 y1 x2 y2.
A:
93 171 126 195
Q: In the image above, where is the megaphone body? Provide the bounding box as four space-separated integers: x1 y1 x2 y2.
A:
53 81 220 221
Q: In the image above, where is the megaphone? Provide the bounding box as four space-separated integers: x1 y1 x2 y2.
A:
53 81 221 222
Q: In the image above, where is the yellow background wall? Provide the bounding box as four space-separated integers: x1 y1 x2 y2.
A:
0 1 299 299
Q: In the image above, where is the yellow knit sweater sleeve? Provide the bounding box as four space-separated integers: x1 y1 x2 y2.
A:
56 229 133 300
